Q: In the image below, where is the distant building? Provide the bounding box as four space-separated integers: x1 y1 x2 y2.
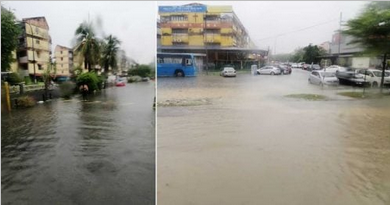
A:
318 31 383 69
16 17 52 80
157 20 162 47
319 41 331 54
158 3 267 70
54 45 73 78
159 3 253 48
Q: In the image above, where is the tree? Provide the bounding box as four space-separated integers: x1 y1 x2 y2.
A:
302 44 325 64
101 34 121 74
74 21 101 72
42 58 56 100
343 1 390 92
1 6 21 72
291 48 305 62
128 65 152 78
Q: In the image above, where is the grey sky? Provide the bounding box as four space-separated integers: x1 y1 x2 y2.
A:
2 1 156 64
158 1 367 54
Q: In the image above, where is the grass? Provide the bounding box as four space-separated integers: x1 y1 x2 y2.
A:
285 94 328 101
337 91 389 99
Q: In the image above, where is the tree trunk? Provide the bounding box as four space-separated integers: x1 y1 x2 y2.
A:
380 53 387 93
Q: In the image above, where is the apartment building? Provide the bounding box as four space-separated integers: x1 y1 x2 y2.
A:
54 45 73 78
159 3 252 48
16 17 52 79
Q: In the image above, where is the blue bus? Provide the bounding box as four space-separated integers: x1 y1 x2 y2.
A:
157 53 198 77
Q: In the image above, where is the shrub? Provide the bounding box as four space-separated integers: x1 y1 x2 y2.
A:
76 72 100 93
128 65 152 78
7 72 23 85
128 76 142 83
16 96 35 108
24 76 32 85
59 81 76 99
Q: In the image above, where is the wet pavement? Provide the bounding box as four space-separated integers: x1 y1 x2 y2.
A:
2 82 155 205
157 69 390 205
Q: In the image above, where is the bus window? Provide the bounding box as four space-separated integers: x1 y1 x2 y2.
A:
185 59 192 66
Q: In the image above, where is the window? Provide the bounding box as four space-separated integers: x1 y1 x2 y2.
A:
38 64 43 70
60 51 63 54
160 57 182 64
171 15 187 21
185 59 192 66
36 51 40 58
61 57 63 61
36 39 40 44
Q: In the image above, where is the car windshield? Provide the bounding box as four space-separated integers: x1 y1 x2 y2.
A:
224 67 235 71
373 71 390 77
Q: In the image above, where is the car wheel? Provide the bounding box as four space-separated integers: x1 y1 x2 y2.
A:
372 81 379 88
271 72 275 75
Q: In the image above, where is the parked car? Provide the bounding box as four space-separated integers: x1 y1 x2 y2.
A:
257 66 281 75
115 78 126 86
357 69 390 87
309 71 339 86
291 63 299 68
307 64 321 71
335 68 370 87
324 65 346 72
220 67 237 77
277 65 292 74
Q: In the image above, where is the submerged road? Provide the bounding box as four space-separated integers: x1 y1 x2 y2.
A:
157 69 390 205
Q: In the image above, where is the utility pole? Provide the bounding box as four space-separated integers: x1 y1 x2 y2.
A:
337 12 342 65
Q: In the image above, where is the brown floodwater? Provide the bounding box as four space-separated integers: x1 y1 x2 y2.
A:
157 70 390 205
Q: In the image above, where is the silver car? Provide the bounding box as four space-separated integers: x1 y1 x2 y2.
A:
220 67 236 77
309 71 339 86
257 66 281 75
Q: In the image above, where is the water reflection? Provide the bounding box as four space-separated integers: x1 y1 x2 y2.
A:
2 83 155 205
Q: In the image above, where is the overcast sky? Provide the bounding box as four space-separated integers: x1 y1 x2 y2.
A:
2 1 156 64
159 1 368 54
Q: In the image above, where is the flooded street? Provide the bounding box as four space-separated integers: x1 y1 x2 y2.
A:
157 70 390 205
2 82 155 205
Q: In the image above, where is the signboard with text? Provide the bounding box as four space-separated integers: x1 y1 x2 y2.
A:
159 5 207 13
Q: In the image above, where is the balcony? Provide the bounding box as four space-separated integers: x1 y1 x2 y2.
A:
172 34 189 43
204 34 221 43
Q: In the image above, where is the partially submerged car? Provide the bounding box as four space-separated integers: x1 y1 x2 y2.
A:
309 71 339 86
357 69 390 88
335 68 370 87
257 66 281 75
220 67 237 77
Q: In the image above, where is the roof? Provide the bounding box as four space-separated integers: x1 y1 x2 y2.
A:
22 16 49 29
55 45 72 51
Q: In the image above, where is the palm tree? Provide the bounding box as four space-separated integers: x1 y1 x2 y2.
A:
74 21 101 72
101 35 121 74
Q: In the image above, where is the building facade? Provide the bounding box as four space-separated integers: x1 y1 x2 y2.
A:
16 17 52 79
54 45 73 78
158 3 253 48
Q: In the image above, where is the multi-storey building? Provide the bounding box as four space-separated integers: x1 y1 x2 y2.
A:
158 3 267 71
54 45 73 78
16 17 52 80
159 3 252 48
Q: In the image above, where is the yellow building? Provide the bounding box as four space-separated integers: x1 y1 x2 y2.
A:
54 45 73 77
158 3 253 48
16 17 52 80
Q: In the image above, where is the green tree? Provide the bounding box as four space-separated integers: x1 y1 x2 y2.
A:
101 35 121 74
128 65 152 78
76 72 100 93
343 1 390 91
290 48 305 62
42 58 56 100
74 21 101 72
1 6 21 72
302 44 325 64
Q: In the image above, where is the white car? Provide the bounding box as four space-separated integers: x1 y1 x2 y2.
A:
309 71 339 86
257 66 281 75
220 67 236 77
323 65 347 72
357 69 390 87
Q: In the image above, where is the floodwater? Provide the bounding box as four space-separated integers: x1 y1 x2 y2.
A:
2 82 155 205
157 70 390 205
